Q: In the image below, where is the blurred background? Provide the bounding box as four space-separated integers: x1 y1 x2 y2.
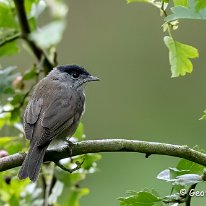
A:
2 0 206 205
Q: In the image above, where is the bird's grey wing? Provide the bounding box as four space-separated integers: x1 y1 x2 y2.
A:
24 98 43 140
37 86 77 147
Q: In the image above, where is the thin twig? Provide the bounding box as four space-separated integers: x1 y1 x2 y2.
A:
161 1 168 17
55 158 85 173
185 184 197 206
161 0 173 35
163 184 197 205
0 33 20 47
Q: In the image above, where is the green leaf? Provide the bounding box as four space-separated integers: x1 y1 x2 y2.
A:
119 190 163 206
0 175 30 205
0 112 11 128
57 186 89 206
52 168 89 206
28 17 37 32
0 66 18 104
25 0 37 14
25 0 46 18
10 108 21 122
157 156 205 187
25 0 46 31
71 153 101 173
0 2 18 28
3 87 15 95
23 66 37 80
73 122 84 141
173 174 202 185
164 36 198 77
0 28 20 42
30 20 66 49
160 173 202 186
0 136 23 154
157 167 190 182
81 154 101 171
157 169 171 181
0 137 13 147
20 182 44 206
195 0 206 11
9 92 25 106
173 0 188 7
166 0 206 21
0 29 20 56
0 41 19 57
54 166 86 186
8 195 20 206
176 158 205 174
163 193 183 203
0 67 18 99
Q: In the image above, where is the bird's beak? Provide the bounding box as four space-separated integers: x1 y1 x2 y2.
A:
86 75 100 82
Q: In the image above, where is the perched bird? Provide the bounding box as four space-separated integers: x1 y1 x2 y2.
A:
18 65 99 182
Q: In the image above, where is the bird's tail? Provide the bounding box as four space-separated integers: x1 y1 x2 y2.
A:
18 143 48 182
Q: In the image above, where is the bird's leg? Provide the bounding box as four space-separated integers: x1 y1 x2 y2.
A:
65 137 74 162
55 137 85 173
65 137 74 146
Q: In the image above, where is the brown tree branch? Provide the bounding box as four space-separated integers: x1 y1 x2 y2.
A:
0 139 206 172
13 0 54 74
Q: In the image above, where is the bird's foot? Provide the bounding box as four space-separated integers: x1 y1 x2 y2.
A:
65 137 74 162
65 137 74 145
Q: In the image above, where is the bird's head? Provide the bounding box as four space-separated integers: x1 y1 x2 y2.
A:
51 65 99 89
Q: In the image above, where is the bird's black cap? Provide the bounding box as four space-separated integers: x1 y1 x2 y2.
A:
57 65 90 76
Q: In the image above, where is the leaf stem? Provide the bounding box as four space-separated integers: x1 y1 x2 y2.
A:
161 1 173 37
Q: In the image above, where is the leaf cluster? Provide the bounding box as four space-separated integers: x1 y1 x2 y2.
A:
119 148 206 206
128 0 206 78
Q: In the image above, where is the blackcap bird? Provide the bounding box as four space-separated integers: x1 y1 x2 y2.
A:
18 65 99 182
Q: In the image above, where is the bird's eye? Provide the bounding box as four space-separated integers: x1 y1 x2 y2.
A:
71 71 80 79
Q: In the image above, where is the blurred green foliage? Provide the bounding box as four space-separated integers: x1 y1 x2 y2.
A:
119 190 163 206
0 0 101 205
120 155 206 206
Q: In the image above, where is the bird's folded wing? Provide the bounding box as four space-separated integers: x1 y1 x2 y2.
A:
24 82 77 146
24 98 43 140
38 86 77 146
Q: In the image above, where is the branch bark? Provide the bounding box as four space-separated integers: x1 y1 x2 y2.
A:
13 0 54 74
0 139 206 172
